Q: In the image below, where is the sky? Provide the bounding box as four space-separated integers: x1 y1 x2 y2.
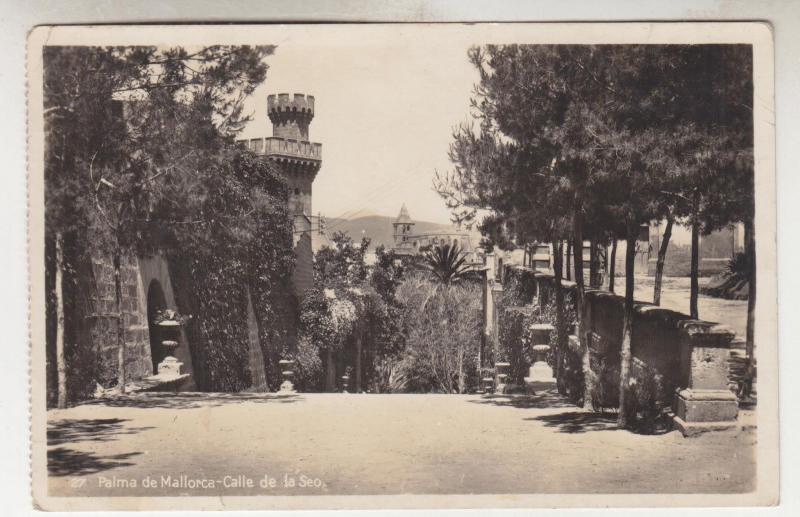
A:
238 35 480 225
235 28 700 244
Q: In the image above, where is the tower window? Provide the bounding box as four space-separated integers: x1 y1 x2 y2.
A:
294 188 300 195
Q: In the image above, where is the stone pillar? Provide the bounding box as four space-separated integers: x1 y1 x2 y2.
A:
482 254 496 366
672 321 738 436
491 283 503 343
647 220 661 276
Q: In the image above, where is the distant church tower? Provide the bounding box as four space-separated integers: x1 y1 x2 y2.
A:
393 203 415 246
241 93 322 298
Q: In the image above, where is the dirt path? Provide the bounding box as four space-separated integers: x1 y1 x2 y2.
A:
45 391 756 497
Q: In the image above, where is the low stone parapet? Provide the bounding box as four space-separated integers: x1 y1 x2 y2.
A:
502 265 740 435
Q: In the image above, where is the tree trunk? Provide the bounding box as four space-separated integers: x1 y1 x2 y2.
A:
457 348 465 394
552 239 567 395
55 234 67 409
690 192 700 319
565 240 572 281
355 333 363 393
608 239 617 293
113 247 126 393
617 222 639 428
745 217 756 368
571 211 590 409
653 215 674 306
325 349 336 392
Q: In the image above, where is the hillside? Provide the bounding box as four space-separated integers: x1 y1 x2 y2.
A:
318 215 476 251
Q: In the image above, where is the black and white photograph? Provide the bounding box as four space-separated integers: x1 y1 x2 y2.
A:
26 23 777 511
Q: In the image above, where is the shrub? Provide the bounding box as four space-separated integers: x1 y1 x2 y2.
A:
394 274 482 393
292 336 324 392
621 364 668 434
587 353 620 412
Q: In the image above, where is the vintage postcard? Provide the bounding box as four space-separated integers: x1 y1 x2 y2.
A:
28 23 777 511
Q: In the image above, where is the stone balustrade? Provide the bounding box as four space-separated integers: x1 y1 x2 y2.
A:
241 137 323 162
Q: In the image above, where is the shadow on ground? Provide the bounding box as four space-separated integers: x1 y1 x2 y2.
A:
48 418 155 446
527 411 620 433
47 418 151 477
468 388 576 410
48 448 142 477
78 392 303 410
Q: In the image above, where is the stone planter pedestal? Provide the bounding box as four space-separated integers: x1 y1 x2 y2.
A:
524 324 556 393
480 376 495 395
153 321 187 380
141 318 190 392
495 362 511 394
672 321 739 436
277 359 297 395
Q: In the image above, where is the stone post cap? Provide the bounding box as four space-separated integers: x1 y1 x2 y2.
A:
676 388 738 401
529 323 555 335
677 320 736 347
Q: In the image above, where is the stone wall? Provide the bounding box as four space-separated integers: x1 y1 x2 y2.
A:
292 231 314 299
92 255 153 382
47 232 294 401
499 265 738 433
55 251 153 401
47 246 217 403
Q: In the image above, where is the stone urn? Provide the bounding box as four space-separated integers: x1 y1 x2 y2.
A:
495 362 511 394
480 375 495 395
156 318 184 377
277 359 297 395
524 324 556 392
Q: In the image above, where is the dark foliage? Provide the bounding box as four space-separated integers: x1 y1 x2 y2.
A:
421 242 472 284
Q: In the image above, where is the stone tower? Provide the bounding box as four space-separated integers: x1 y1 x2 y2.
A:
266 93 322 218
240 93 322 298
393 203 415 246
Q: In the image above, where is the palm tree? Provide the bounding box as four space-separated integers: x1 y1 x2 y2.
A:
422 242 471 284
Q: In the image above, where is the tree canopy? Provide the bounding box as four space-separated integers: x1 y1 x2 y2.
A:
43 45 298 393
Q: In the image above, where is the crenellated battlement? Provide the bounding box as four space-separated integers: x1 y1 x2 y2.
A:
268 93 315 120
267 92 315 140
